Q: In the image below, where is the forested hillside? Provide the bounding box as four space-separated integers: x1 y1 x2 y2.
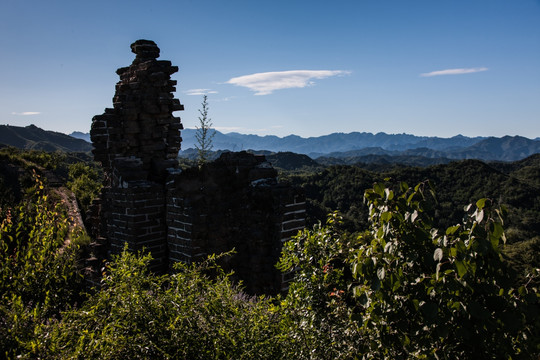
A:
280 155 540 289
286 156 540 238
1 147 539 358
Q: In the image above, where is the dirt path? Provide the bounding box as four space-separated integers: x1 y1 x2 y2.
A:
53 187 86 250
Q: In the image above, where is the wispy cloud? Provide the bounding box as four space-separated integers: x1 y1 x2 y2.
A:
217 97 235 102
11 111 41 116
420 67 488 77
184 89 218 96
226 70 351 95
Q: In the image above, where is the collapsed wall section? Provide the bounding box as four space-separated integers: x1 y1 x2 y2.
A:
166 152 305 294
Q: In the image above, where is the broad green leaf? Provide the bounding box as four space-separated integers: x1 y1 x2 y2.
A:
446 225 460 235
374 183 385 196
381 211 392 222
490 222 504 248
392 279 401 292
455 260 467 278
476 198 486 210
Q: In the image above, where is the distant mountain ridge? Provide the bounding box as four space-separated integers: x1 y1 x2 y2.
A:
177 129 488 155
0 124 92 152
313 136 540 162
1 125 538 162
69 131 91 143
176 129 540 162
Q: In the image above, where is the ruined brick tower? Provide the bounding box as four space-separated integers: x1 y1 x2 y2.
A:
89 40 304 294
91 39 183 182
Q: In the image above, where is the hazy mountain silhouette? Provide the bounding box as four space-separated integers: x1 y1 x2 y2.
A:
178 129 487 155
176 129 539 162
0 125 92 152
2 125 537 162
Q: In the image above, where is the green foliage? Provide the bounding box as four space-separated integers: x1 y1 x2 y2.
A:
0 172 88 358
45 249 284 359
504 236 540 287
288 158 540 246
279 181 540 359
195 94 216 166
0 146 67 171
2 145 539 359
358 182 539 358
277 213 366 359
66 162 102 215
287 165 376 232
0 147 90 209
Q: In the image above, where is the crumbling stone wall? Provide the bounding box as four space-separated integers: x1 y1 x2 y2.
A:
91 39 183 183
90 39 183 272
88 40 304 294
167 152 305 294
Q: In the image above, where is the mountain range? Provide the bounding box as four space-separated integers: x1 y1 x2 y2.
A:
177 128 540 162
0 125 539 163
0 124 92 152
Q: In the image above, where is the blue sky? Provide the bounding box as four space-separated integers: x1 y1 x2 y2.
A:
1 0 539 138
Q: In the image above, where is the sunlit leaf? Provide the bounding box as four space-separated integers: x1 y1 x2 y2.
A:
433 248 443 262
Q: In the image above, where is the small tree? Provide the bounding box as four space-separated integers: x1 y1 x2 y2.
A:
195 95 215 166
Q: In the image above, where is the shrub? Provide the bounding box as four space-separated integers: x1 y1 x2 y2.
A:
0 172 88 358
45 250 285 359
279 181 540 359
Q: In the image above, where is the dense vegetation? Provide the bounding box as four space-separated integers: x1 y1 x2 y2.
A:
1 148 539 358
284 156 540 285
0 172 89 357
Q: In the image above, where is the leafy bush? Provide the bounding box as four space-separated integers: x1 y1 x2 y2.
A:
277 213 366 359
2 161 538 359
279 181 540 359
45 250 284 359
0 172 88 358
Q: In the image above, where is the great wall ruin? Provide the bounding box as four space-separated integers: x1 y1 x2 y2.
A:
87 40 305 294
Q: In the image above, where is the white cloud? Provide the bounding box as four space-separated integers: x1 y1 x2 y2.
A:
214 96 236 102
420 67 488 77
225 70 350 95
184 89 218 96
11 111 41 116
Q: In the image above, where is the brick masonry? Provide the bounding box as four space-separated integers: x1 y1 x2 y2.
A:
88 40 305 294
